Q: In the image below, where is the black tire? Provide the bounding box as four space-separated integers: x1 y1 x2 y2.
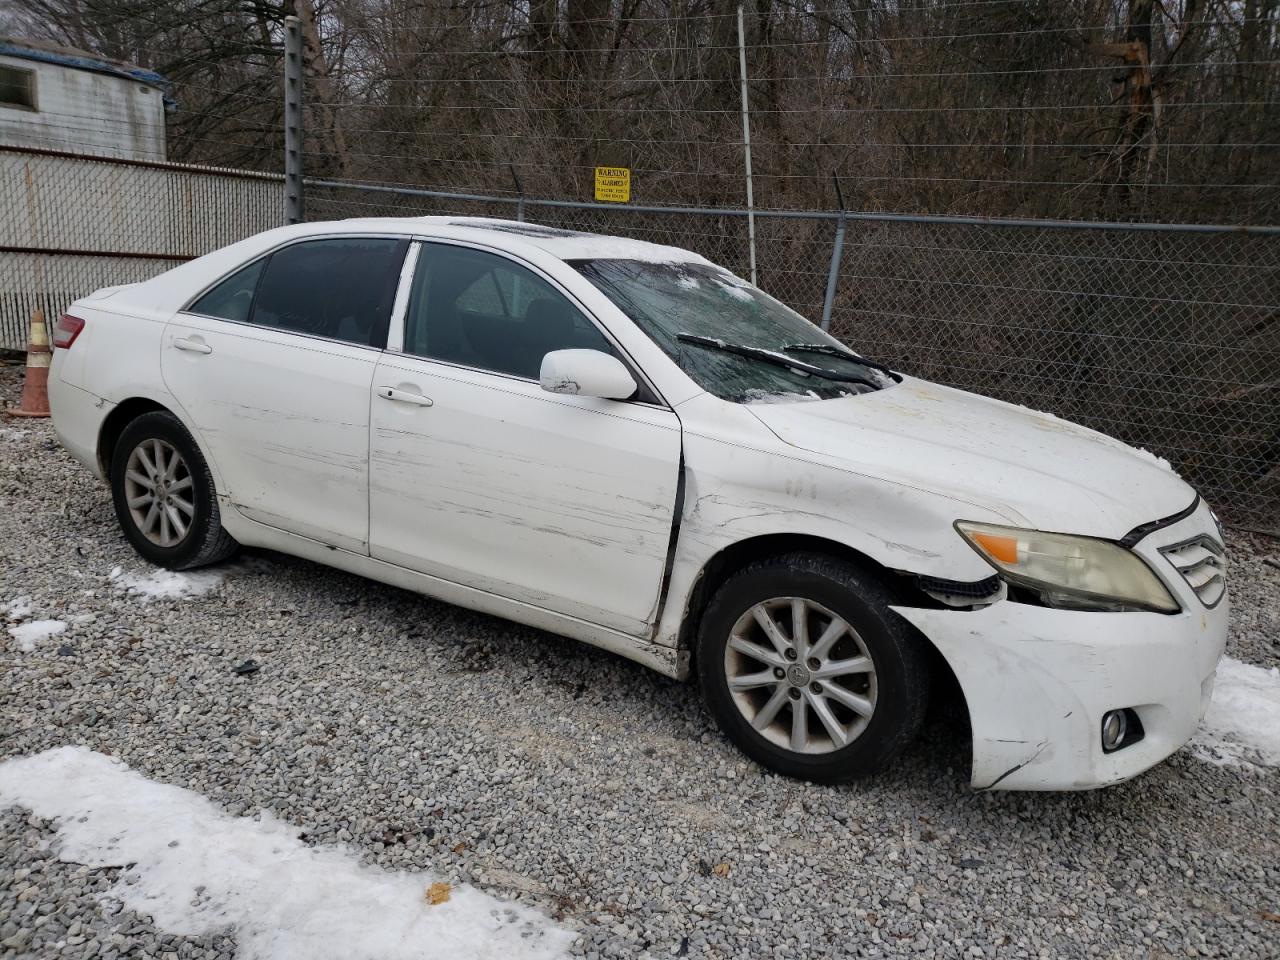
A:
109 410 238 570
697 552 930 783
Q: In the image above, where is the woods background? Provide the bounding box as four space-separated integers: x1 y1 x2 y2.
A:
3 0 1277 223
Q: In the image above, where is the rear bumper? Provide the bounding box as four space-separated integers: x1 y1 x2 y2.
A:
48 364 111 480
893 500 1229 791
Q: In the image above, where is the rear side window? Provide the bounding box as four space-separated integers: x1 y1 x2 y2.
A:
251 238 407 347
190 238 408 348
189 259 264 323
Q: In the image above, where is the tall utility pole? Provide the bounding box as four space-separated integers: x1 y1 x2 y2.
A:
283 15 304 224
736 4 757 286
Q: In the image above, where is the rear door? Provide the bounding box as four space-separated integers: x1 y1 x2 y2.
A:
162 235 409 553
368 241 682 636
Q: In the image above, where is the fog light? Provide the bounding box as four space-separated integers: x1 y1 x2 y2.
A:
1101 710 1128 752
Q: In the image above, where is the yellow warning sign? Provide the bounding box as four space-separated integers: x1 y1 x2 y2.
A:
594 166 631 203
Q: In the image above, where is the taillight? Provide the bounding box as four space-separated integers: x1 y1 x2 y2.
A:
52 314 85 349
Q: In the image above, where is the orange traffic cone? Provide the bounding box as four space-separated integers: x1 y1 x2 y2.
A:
7 308 52 418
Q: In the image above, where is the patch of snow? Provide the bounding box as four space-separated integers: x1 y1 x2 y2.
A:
0 747 574 960
3 595 32 621
675 274 701 289
8 619 66 653
713 279 755 302
0 428 30 441
740 389 822 405
114 567 226 601
1011 401 1074 424
529 231 708 264
1190 657 1280 768
1134 446 1174 472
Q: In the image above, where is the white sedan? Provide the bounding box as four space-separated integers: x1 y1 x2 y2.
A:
48 217 1228 790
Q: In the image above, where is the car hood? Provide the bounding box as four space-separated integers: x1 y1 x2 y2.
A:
745 377 1196 539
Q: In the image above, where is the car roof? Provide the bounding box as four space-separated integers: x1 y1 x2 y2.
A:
307 216 715 266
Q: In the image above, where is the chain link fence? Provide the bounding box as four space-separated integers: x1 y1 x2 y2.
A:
1 147 1274 527
305 180 1280 528
0 146 282 351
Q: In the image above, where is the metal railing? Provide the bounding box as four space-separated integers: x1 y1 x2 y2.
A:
304 178 1280 528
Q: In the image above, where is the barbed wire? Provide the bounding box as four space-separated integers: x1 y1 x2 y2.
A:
206 14 1275 55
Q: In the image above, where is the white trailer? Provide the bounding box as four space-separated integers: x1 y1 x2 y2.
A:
0 36 168 161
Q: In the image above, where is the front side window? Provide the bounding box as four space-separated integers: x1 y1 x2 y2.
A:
573 259 895 403
403 243 616 380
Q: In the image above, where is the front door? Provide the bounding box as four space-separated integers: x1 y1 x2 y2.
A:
162 236 408 553
368 241 681 636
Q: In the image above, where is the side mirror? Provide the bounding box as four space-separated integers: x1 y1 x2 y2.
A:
540 349 637 401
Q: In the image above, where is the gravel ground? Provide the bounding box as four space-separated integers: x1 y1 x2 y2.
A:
2 360 1278 960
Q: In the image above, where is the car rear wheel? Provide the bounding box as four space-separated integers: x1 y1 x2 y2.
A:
697 552 930 783
109 411 237 570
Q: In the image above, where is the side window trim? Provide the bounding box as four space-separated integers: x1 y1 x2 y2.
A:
361 238 410 349
244 251 271 325
386 241 421 354
396 237 668 407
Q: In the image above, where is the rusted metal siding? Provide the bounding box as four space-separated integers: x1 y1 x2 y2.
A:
1 147 282 351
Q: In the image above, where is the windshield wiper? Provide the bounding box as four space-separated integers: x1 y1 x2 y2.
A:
675 334 882 390
782 343 901 382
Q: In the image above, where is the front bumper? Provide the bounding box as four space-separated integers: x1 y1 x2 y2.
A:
893 500 1229 790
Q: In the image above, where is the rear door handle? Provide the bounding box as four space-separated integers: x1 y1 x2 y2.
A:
377 386 433 407
173 337 212 354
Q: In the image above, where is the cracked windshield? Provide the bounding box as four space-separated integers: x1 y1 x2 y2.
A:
573 259 896 403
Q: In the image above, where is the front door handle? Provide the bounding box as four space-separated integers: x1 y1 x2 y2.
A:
173 337 212 354
377 386 433 407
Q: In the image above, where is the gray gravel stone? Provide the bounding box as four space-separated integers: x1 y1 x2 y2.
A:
0 360 1277 959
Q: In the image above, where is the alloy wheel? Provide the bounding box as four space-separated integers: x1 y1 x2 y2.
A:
123 438 195 548
723 597 878 754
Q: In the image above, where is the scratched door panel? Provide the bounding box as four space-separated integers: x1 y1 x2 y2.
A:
162 315 378 553
369 355 682 636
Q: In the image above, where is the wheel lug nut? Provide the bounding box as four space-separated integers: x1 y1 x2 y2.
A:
788 688 801 700
773 667 785 679
807 658 820 670
784 648 797 661
810 682 822 694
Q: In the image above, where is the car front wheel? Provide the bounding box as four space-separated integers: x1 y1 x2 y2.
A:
697 552 930 783
109 410 238 570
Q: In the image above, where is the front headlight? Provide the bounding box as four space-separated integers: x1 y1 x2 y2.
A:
955 521 1179 613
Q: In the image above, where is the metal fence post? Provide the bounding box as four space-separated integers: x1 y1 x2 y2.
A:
736 4 757 286
509 163 525 222
283 16 304 224
820 174 848 332
820 213 846 332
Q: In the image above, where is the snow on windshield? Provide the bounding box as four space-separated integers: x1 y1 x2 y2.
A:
574 259 887 403
740 388 826 405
